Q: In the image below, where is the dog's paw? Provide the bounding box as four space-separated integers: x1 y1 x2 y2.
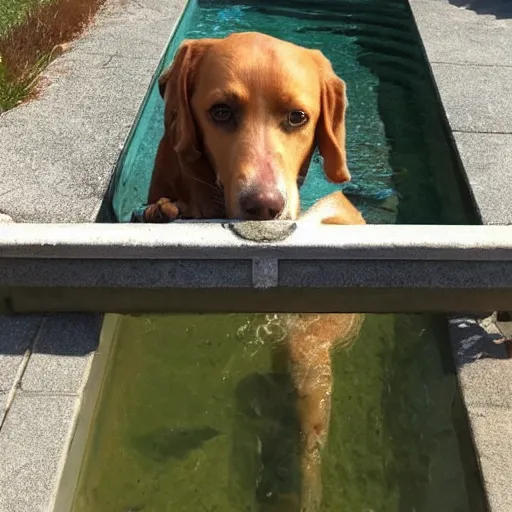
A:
142 198 181 223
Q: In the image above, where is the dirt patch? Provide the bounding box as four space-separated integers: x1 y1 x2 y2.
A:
0 0 107 112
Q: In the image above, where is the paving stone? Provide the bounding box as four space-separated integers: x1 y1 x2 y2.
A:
410 0 512 66
467 406 512 512
431 63 512 133
0 316 43 392
0 394 79 512
453 132 512 225
0 391 8 418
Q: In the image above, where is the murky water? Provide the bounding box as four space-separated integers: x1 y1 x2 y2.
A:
73 314 485 512
74 1 485 511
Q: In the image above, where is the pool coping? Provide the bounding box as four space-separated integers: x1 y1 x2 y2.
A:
4 223 512 313
52 314 120 512
408 1 512 511
0 0 511 510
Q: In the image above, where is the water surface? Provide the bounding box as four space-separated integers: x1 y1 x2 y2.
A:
73 313 485 512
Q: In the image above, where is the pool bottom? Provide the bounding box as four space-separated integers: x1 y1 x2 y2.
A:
71 313 486 512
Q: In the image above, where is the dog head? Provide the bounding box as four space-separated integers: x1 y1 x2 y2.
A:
159 32 350 220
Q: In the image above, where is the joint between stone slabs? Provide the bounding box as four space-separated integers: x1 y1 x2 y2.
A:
429 61 512 70
15 390 81 398
452 129 512 136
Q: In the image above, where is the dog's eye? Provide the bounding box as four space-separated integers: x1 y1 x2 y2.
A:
287 110 308 127
210 103 233 123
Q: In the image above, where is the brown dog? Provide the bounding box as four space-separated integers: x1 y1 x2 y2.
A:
144 32 365 511
146 31 350 222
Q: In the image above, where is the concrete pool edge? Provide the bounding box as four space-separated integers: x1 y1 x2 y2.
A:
52 315 120 512
4 224 512 313
407 1 512 511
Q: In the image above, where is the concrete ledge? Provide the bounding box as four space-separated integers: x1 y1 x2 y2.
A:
2 224 512 312
1 223 512 260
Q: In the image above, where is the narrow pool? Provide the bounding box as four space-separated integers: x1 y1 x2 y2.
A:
75 0 485 511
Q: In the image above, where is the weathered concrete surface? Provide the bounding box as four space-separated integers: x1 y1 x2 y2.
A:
0 0 187 223
21 315 102 394
410 0 512 66
430 63 512 133
467 406 512 512
0 316 42 395
0 392 7 418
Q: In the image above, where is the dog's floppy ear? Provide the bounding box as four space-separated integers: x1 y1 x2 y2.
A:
158 39 215 161
313 51 350 183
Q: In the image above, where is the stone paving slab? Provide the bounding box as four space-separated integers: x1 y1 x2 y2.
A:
410 0 512 66
467 405 512 512
21 315 102 394
453 132 512 225
73 17 179 61
430 63 512 134
459 358 512 408
0 66 155 223
0 394 79 512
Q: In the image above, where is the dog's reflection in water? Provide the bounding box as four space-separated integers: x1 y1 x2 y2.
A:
231 314 363 512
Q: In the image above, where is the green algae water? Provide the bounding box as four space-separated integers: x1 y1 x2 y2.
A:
74 0 485 511
72 314 485 512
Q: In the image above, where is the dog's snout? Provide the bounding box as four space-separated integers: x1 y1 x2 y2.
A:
239 188 285 220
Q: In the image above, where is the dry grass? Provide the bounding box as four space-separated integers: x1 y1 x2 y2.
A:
0 0 107 112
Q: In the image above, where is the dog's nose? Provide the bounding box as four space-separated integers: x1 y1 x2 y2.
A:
239 189 285 220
